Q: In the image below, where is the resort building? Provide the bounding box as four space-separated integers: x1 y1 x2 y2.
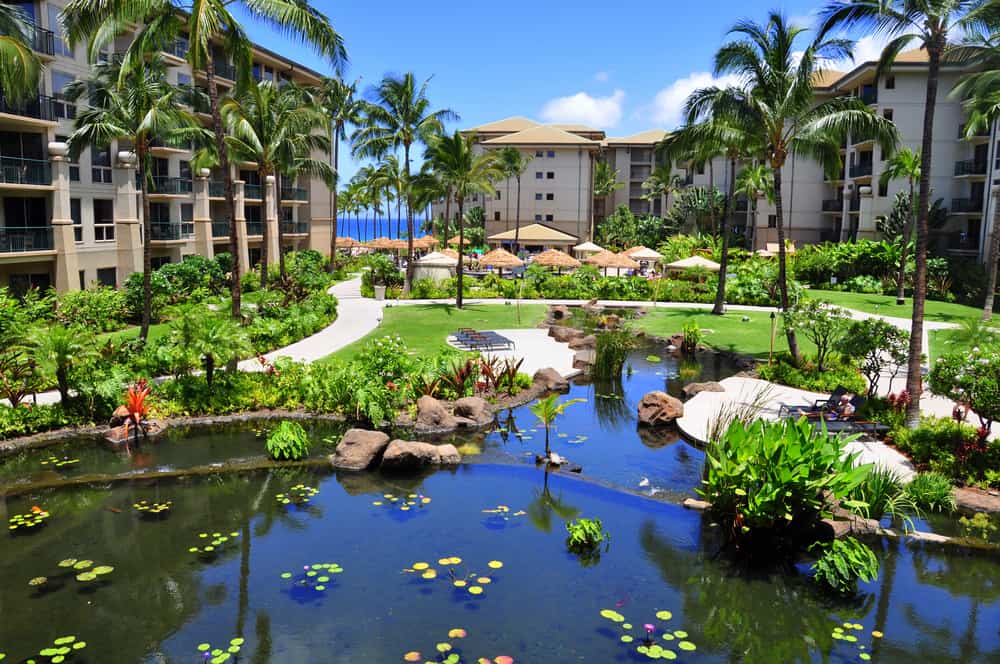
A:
0 0 331 293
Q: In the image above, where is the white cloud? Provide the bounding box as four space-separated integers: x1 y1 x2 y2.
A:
647 72 742 128
539 89 625 128
594 71 610 82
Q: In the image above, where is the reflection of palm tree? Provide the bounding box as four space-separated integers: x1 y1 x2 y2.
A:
592 375 629 429
251 611 272 664
526 471 580 533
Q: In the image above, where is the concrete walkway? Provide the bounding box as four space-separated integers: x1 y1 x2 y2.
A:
446 329 579 379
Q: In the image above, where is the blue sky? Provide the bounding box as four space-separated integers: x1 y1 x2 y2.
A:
240 0 890 186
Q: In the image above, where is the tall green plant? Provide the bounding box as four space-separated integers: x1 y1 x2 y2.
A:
529 394 585 460
32 325 98 405
593 330 636 379
878 148 921 304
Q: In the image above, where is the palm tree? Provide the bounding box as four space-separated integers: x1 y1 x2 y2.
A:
592 159 623 238
879 148 921 305
498 147 533 251
497 147 517 231
62 0 346 320
276 124 334 278
640 164 680 216
819 1 997 425
734 163 774 249
358 166 384 240
312 77 362 269
687 12 898 365
0 3 41 102
223 80 329 288
424 131 502 308
32 324 97 405
352 73 456 292
528 394 585 462
66 60 203 341
194 315 251 387
410 163 447 239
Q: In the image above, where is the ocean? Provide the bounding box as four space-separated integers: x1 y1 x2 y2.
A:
333 216 431 242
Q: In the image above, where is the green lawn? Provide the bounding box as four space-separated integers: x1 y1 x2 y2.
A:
805 289 981 324
104 323 170 345
326 303 549 361
634 308 817 360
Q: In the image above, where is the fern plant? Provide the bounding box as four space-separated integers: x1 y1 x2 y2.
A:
810 537 879 595
566 517 610 566
681 320 702 353
266 421 311 461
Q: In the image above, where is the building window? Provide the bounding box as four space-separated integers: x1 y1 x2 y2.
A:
180 160 192 182
47 4 73 58
546 172 554 179
493 211 500 221
535 193 543 201
883 108 893 122
767 214 777 228
151 256 171 270
535 171 543 179
91 146 112 184
878 180 888 197
78 270 85 290
545 214 553 222
177 73 191 86
495 190 501 200
535 150 544 158
696 164 705 175
150 202 170 224
93 199 115 241
51 70 76 119
70 198 82 243
885 76 895 90
546 193 554 201
534 214 542 221
546 150 555 158
55 134 80 181
181 203 194 237
96 267 116 288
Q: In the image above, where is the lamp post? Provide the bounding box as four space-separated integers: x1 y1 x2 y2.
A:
769 310 777 366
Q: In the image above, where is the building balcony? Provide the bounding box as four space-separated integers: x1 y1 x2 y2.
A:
954 159 988 177
244 183 262 200
162 38 188 61
28 22 55 57
212 220 230 238
0 94 55 123
149 223 193 242
147 176 193 196
213 61 236 81
942 231 979 253
0 157 52 186
951 197 983 213
821 198 843 212
851 161 873 178
246 221 264 236
734 198 749 214
0 226 53 253
958 123 991 140
280 186 308 202
281 221 309 235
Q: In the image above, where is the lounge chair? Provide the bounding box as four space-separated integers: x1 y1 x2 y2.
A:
452 329 515 351
815 418 889 437
778 386 850 418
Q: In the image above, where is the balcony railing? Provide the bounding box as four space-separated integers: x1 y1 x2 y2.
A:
163 38 188 59
958 123 990 139
943 231 979 252
244 183 262 200
148 176 193 195
213 61 237 81
280 186 307 202
955 159 988 176
821 199 843 212
149 223 194 241
951 197 983 213
0 94 55 121
212 221 230 238
734 198 749 213
0 226 53 252
246 221 264 236
851 161 873 178
29 22 55 56
209 180 225 197
280 221 309 235
0 157 52 186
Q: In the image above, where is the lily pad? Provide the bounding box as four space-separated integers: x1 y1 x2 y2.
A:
600 609 625 623
646 355 662 363
655 610 672 621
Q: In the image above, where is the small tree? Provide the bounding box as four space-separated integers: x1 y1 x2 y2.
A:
782 300 850 372
32 325 98 405
928 347 1000 433
836 319 909 398
529 394 585 462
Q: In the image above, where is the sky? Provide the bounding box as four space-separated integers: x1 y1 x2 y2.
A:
238 0 901 187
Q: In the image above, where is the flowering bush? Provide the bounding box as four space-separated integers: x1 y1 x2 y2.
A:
928 346 1000 433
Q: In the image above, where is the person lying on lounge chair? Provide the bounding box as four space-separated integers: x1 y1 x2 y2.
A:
796 394 855 420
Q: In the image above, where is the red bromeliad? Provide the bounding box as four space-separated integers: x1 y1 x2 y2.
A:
123 379 150 440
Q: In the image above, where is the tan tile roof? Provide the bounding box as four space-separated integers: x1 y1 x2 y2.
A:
488 223 578 242
467 117 542 133
603 129 670 146
482 125 601 147
811 69 845 88
550 123 602 133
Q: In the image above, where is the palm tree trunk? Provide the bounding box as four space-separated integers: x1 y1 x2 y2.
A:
386 189 392 239
514 174 522 254
276 183 286 281
137 143 152 342
713 157 735 315
205 58 241 319
444 188 451 247
57 368 68 405
982 187 1000 321
906 47 941 428
328 125 340 272
396 195 401 239
708 160 717 235
897 179 914 305
456 196 465 309
505 177 511 231
773 163 801 365
259 167 269 290
403 142 415 294
544 425 551 458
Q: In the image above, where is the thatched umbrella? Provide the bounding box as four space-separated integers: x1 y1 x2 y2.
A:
447 235 471 246
365 236 393 251
623 245 649 257
440 248 472 264
413 236 438 249
629 247 664 262
585 250 640 276
337 237 361 249
478 247 524 277
665 255 720 271
533 248 581 274
387 238 409 252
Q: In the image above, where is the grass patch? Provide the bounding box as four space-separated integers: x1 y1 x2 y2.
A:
634 308 817 360
805 289 981 324
103 323 170 346
326 303 548 361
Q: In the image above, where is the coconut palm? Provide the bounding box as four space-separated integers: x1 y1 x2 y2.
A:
424 131 502 308
410 164 448 239
528 394 585 462
0 3 41 102
312 77 362 268
357 166 384 240
879 148 921 305
65 60 204 341
352 73 456 291
62 0 346 320
498 147 533 252
734 163 774 249
222 80 329 288
686 12 899 365
640 164 681 216
32 324 97 405
592 159 623 238
819 1 999 425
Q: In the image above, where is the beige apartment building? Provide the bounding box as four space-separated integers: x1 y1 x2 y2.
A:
0 0 331 294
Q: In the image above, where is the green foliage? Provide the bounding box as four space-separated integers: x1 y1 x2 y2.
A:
700 418 871 547
890 418 992 483
757 356 866 395
593 330 636 379
32 324 99 404
958 512 997 541
846 466 916 529
53 286 129 332
782 300 850 371
266 421 311 461
726 258 803 306
835 319 909 397
929 346 1000 431
530 395 585 457
681 320 702 353
565 517 610 564
810 537 879 595
904 472 957 513
362 253 403 288
0 404 73 439
792 240 902 287
842 274 883 294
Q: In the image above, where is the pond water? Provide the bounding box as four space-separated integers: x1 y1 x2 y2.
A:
1 463 999 663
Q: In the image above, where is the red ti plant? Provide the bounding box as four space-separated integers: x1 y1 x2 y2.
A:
123 379 151 441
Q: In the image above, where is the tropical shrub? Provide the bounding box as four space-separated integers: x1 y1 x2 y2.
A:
958 512 997 541
810 537 879 595
681 320 702 353
54 286 129 332
757 356 866 395
836 319 909 397
593 330 635 379
0 403 73 439
725 258 803 306
904 472 956 513
890 417 996 484
363 253 404 288
846 466 915 528
266 421 311 460
842 274 883 294
565 517 610 565
783 300 850 371
928 347 1000 432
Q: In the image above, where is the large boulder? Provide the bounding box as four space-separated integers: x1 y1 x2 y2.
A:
549 304 572 320
548 325 583 344
533 367 569 392
415 395 457 429
568 334 597 350
380 440 461 472
453 396 492 426
682 381 726 398
109 405 131 427
329 429 391 471
637 391 684 426
573 350 596 371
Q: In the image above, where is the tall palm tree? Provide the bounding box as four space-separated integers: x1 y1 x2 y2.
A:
352 73 456 292
497 147 517 231
358 166 384 240
0 3 41 102
424 131 502 308
66 60 203 341
879 147 921 305
223 80 329 288
498 148 532 253
734 163 774 249
32 324 97 405
380 154 407 239
592 159 623 238
312 77 362 268
819 0 998 425
62 0 346 320
687 12 899 365
640 164 680 216
410 163 447 239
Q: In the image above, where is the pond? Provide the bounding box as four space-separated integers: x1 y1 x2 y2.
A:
1 462 999 663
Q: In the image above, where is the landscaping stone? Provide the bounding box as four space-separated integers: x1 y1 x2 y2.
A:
109 405 131 427
415 395 457 429
549 305 572 320
573 350 596 370
533 367 569 392
329 429 390 471
548 325 583 343
581 298 603 313
453 396 492 426
637 391 684 426
597 313 623 329
568 334 597 350
682 498 711 511
380 440 461 471
955 486 1000 513
682 381 726 398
